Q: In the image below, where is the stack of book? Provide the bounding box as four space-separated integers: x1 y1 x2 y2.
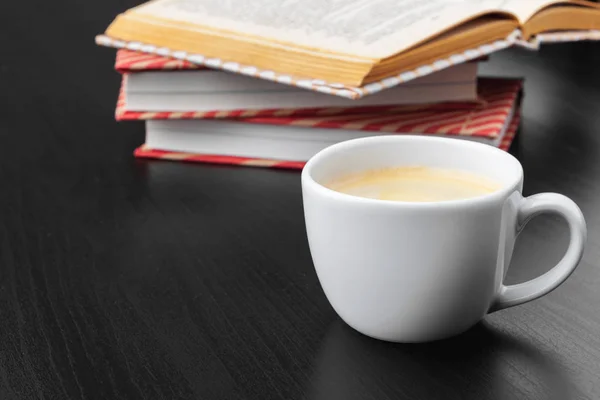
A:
97 0 600 169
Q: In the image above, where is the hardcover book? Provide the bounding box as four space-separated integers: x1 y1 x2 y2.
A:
134 110 521 170
131 78 523 167
116 58 479 113
97 0 600 98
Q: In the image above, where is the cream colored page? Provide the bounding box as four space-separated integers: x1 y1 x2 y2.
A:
131 0 506 58
495 0 578 23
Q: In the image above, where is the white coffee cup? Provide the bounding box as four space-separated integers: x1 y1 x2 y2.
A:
301 135 586 343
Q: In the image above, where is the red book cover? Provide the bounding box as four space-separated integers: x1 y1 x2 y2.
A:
121 78 521 139
116 75 483 121
229 78 521 139
115 49 203 72
133 110 521 170
115 76 497 122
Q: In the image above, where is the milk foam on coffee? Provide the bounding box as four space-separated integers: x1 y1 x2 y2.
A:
325 166 501 202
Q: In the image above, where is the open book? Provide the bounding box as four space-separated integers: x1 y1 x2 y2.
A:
101 0 599 89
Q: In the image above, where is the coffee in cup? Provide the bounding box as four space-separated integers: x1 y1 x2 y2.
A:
325 166 501 202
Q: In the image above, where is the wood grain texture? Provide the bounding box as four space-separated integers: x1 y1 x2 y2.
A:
1 1 600 399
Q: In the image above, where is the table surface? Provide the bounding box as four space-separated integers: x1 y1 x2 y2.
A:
2 2 600 399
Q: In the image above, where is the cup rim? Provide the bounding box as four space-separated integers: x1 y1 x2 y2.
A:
301 135 524 208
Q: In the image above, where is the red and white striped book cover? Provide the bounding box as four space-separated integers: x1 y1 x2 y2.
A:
218 78 521 139
119 78 521 140
116 49 203 72
133 110 521 170
115 73 483 121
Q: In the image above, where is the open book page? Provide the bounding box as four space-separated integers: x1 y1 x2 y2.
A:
495 0 596 23
131 0 513 59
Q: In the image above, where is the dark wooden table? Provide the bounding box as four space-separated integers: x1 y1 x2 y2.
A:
2 2 600 399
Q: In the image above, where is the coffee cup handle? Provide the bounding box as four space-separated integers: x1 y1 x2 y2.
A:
489 193 587 313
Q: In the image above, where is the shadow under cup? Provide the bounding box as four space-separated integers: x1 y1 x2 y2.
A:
301 135 525 343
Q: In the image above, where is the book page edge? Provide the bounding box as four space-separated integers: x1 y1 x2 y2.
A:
97 29 599 100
